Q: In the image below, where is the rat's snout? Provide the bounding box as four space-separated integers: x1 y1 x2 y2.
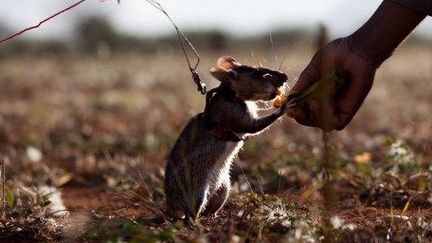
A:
279 72 288 82
272 71 287 87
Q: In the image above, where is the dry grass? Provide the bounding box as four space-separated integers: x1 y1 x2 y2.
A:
0 43 431 242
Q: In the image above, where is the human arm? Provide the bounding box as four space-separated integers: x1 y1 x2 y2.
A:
287 0 426 130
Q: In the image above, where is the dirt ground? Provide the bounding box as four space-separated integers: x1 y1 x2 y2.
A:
1 42 432 242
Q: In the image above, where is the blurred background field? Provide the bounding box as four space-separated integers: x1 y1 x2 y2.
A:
1 1 432 242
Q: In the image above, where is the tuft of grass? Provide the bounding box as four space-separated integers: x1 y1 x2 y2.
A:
0 185 65 241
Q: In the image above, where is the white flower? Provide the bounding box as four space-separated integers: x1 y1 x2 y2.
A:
331 215 343 229
26 146 42 163
39 186 68 217
342 223 356 231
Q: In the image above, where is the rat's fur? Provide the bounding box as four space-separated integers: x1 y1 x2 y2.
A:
164 56 288 222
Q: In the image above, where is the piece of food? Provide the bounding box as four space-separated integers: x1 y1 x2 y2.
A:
273 86 289 108
273 92 288 108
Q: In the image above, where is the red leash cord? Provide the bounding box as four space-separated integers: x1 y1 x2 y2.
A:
0 0 87 44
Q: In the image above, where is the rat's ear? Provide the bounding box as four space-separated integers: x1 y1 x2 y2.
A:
216 56 240 70
210 67 238 82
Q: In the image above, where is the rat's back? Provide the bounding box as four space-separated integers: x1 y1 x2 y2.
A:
164 107 242 219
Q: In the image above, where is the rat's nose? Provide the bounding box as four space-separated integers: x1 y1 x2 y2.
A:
279 72 288 82
273 71 287 86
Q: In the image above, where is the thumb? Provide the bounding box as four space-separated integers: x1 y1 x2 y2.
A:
290 53 321 95
286 53 321 126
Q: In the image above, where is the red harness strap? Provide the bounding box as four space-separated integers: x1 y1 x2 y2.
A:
209 127 245 142
203 85 247 142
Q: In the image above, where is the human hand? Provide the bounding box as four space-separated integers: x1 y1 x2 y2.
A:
286 37 377 130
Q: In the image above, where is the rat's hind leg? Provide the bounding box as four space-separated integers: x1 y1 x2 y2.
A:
183 183 210 222
202 182 231 216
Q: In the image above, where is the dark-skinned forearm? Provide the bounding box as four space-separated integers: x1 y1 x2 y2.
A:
349 0 426 67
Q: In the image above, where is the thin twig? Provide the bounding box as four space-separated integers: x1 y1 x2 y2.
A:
0 159 5 218
45 209 70 218
237 163 255 194
0 0 87 44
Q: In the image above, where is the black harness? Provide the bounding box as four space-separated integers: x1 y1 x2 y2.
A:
202 85 247 142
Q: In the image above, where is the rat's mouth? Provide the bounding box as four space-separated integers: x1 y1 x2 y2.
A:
249 92 277 101
267 87 285 100
270 92 278 99
272 82 285 90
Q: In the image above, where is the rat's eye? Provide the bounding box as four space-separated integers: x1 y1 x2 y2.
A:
263 73 272 80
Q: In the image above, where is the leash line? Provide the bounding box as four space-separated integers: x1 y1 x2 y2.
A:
0 0 87 44
145 0 206 95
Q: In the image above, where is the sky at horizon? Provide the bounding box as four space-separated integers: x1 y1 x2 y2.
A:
0 0 431 40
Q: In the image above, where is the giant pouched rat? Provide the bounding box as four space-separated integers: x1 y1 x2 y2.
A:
164 56 288 223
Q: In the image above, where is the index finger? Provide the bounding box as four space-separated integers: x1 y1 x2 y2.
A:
290 52 322 95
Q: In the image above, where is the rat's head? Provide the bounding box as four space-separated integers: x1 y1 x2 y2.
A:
210 56 287 101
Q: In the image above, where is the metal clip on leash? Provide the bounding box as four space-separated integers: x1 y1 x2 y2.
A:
191 69 206 95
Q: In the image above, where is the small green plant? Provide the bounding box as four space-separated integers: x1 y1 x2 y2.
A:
384 138 418 172
0 185 64 241
4 186 14 208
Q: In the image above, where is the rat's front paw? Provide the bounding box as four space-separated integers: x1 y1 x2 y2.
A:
275 102 288 116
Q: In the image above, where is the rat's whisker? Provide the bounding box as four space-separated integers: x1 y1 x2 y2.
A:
269 32 279 70
278 55 287 71
250 50 257 65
